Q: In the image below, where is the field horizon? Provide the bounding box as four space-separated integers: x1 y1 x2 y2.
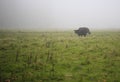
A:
0 27 120 32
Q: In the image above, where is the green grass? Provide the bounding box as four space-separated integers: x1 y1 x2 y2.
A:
0 31 120 82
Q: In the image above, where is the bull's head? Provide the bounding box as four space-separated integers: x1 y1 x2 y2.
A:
74 30 79 34
88 31 91 34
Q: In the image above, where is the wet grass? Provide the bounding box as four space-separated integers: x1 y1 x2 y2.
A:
0 31 120 82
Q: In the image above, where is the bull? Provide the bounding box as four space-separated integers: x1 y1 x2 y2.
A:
74 27 91 36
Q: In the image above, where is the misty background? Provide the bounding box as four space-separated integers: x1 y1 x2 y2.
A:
0 0 120 31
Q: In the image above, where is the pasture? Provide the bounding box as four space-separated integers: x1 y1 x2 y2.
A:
0 31 120 82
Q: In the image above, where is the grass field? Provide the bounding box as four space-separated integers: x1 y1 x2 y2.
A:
0 31 120 82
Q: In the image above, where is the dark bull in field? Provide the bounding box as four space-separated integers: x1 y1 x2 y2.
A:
74 27 91 36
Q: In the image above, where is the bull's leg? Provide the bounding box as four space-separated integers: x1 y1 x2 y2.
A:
83 34 86 37
78 34 81 36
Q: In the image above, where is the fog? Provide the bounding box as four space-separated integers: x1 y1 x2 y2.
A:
0 0 120 31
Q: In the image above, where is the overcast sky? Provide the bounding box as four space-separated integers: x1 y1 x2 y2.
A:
0 0 120 31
